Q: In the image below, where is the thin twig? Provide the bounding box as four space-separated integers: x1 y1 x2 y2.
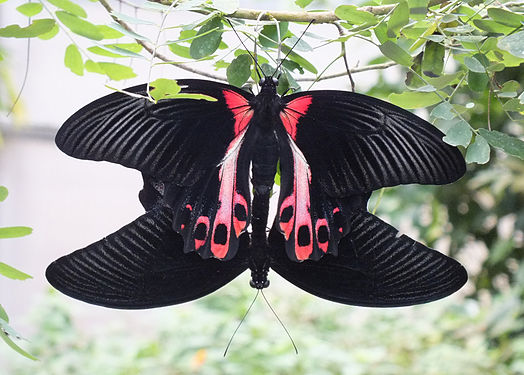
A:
334 23 354 92
99 0 228 81
297 61 396 82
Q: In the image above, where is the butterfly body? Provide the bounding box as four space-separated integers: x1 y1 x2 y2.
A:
47 77 468 309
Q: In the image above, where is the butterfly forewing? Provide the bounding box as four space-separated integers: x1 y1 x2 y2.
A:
57 80 256 261
281 91 466 197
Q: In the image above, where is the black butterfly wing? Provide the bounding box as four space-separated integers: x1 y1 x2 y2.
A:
57 79 255 260
268 209 467 307
46 207 249 309
279 91 466 197
56 79 254 185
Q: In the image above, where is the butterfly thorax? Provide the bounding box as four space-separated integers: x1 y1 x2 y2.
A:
249 78 283 131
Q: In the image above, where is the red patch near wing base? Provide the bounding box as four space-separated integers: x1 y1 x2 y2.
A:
223 90 253 135
280 95 313 140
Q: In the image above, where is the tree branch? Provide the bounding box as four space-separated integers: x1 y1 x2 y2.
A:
152 0 448 22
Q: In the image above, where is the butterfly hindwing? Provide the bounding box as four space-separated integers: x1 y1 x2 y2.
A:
46 206 249 309
269 208 467 307
280 91 466 197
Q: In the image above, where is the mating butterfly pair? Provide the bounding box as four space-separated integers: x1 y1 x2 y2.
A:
46 77 467 308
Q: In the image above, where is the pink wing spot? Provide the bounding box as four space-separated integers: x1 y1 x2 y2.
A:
233 192 248 237
290 138 313 260
333 207 340 214
181 224 185 230
186 204 193 211
223 90 253 135
315 219 329 253
280 95 313 140
212 130 247 258
194 216 210 250
279 195 296 240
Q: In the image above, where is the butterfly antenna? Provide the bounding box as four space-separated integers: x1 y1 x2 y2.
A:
271 20 315 80
261 290 298 355
227 19 263 80
223 289 260 357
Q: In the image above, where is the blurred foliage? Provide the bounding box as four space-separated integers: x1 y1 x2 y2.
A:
0 186 35 360
2 272 524 375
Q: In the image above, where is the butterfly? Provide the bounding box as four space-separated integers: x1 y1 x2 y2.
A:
46 76 468 309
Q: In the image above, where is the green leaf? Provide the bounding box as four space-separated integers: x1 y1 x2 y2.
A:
0 186 8 202
168 43 191 58
374 23 389 44
0 19 56 38
56 11 103 40
335 5 377 25
388 91 442 109
295 0 313 8
98 62 137 80
379 41 413 66
88 43 144 58
85 60 136 80
107 22 149 41
387 1 409 38
464 56 486 73
0 328 37 361
478 129 524 160
281 46 317 74
502 98 524 112
431 101 456 120
64 44 83 76
466 135 490 164
149 79 181 102
425 72 463 90
443 120 472 147
473 19 514 34
48 0 87 18
98 25 125 39
408 0 428 20
168 93 217 101
0 226 32 239
259 22 288 48
189 17 223 59
422 41 444 77
0 305 8 322
498 31 524 58
110 11 155 25
487 8 524 27
0 262 32 280
468 71 489 92
211 0 239 14
16 3 43 17
85 59 104 74
227 54 251 87
37 23 59 40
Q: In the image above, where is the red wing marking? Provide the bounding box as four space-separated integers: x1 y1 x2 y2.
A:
280 95 313 140
210 129 249 259
315 218 329 253
223 90 253 136
194 216 210 250
279 136 313 260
